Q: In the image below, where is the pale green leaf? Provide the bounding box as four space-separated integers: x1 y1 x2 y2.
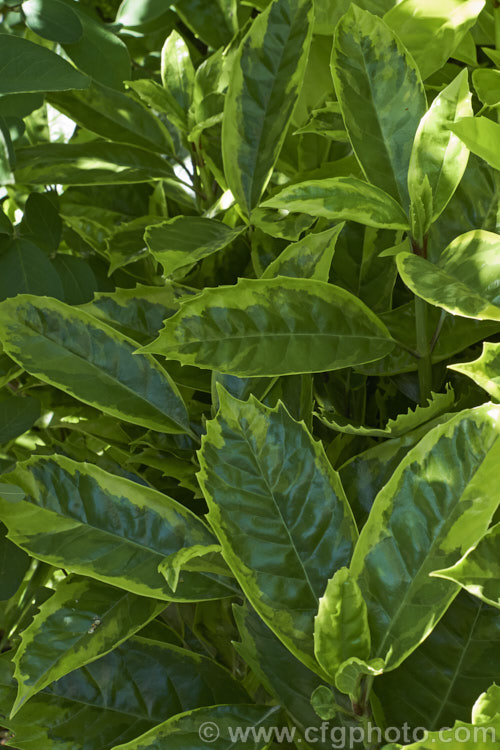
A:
334 657 385 697
431 524 500 609
396 231 500 321
262 224 343 281
160 30 194 132
451 117 500 172
314 568 371 681
473 69 500 107
383 0 485 80
408 69 473 235
145 216 243 278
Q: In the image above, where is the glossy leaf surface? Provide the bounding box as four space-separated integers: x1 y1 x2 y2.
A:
222 0 313 215
12 575 166 715
396 231 500 321
331 5 426 208
350 404 500 670
314 568 371 681
431 524 500 610
262 178 410 230
0 34 89 94
408 69 472 236
141 277 395 376
0 294 190 433
198 389 357 674
145 217 243 278
0 456 234 601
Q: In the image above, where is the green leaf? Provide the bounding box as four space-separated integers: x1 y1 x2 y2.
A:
314 568 371 681
0 122 13 186
198 389 357 674
262 178 409 230
408 69 472 236
0 238 64 301
222 0 313 215
334 656 384 697
431 524 500 610
14 141 180 186
376 592 500 731
145 217 244 278
0 520 30 601
451 116 500 172
158 544 228 593
116 0 166 26
0 391 40 444
160 30 195 132
81 283 192 344
396 231 500 321
472 683 500 729
350 404 500 670
22 0 83 44
0 455 235 601
450 342 500 400
48 82 174 154
0 636 249 749
51 255 97 305
331 5 426 209
262 224 343 281
310 686 337 720
173 0 238 53
0 294 190 434
318 386 455 439
19 193 62 253
11 575 166 716
383 0 485 81
0 34 90 94
0 92 43 119
62 8 131 90
140 277 395 376
111 704 283 750
473 69 500 107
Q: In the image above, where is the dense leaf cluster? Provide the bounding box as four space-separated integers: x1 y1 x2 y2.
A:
0 0 499 748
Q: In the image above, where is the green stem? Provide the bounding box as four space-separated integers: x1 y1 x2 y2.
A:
494 3 500 50
415 295 432 405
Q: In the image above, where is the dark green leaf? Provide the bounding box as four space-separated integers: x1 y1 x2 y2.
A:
0 456 235 601
0 34 90 94
0 238 64 301
0 521 30 601
0 294 190 433
19 193 62 253
198 389 357 674
11 575 166 715
141 277 395 376
51 255 98 304
331 5 426 208
222 0 313 215
350 404 500 670
0 391 40 444
22 0 83 44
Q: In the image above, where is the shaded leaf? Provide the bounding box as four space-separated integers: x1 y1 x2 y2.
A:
0 391 41 444
262 224 343 281
12 575 166 715
22 0 83 44
0 34 89 94
0 238 64 301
